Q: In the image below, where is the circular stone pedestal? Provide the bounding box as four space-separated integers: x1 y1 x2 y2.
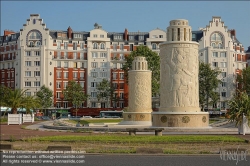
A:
118 112 152 125
152 112 209 127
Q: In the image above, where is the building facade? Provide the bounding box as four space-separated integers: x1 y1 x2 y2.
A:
0 14 247 115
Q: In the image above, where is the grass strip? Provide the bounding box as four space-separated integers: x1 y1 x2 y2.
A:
22 135 245 143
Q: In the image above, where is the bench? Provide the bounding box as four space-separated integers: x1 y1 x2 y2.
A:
0 144 13 150
126 128 164 136
47 146 72 151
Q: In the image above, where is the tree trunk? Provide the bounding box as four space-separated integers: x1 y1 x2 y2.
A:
11 108 17 114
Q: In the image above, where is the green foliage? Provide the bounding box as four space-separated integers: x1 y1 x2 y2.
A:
236 67 250 95
96 79 114 107
228 91 250 126
22 95 41 114
199 62 221 111
25 135 244 143
36 85 53 110
122 45 160 95
63 80 88 116
0 85 10 107
4 88 28 114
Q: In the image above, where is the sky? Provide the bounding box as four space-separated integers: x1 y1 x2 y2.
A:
1 1 250 49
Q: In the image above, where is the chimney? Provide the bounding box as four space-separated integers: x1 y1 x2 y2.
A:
124 28 128 41
4 30 15 36
67 26 72 39
231 29 236 37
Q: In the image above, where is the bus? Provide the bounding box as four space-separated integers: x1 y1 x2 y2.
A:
99 111 123 118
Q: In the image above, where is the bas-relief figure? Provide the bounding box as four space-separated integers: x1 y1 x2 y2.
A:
129 73 151 111
160 45 199 108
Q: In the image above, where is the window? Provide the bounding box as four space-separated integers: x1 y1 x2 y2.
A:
57 71 62 78
91 62 98 68
92 52 98 58
34 61 40 66
80 43 84 50
113 73 117 79
113 83 118 89
221 82 226 87
212 52 218 57
73 52 77 59
91 72 98 78
100 35 104 38
129 36 134 40
25 61 31 66
120 44 124 51
34 71 40 76
25 92 31 96
56 92 61 99
221 102 226 108
26 51 31 56
120 93 124 99
73 62 77 68
159 35 163 38
65 52 68 59
34 81 40 87
25 81 31 87
93 43 98 49
221 92 226 97
210 33 223 49
100 43 105 49
79 82 84 88
91 102 96 108
120 83 124 89
220 52 226 57
57 61 61 68
100 62 107 68
119 73 124 79
139 36 144 40
93 34 97 38
81 62 85 69
64 62 68 68
35 51 40 56
63 102 68 108
56 82 61 89
57 41 61 49
56 102 61 108
25 71 31 77
74 34 82 38
80 72 84 79
100 72 107 77
91 82 97 87
73 42 77 50
221 62 227 68
64 42 68 49
63 72 68 78
221 72 227 77
120 63 124 69
100 53 106 58
80 53 84 59
152 43 157 50
212 62 218 67
91 92 97 97
113 44 117 51
63 82 68 89
120 54 124 60
130 44 133 51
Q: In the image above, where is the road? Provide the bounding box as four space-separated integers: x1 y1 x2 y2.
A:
1 154 249 166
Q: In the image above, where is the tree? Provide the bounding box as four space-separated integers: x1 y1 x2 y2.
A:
4 88 28 114
22 95 41 114
228 91 250 127
96 79 115 108
62 80 88 117
199 61 221 111
122 45 160 96
236 67 250 95
36 85 53 115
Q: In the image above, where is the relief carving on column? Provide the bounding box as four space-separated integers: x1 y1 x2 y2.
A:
129 73 151 111
160 44 199 108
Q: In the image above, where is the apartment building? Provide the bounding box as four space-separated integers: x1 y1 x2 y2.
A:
193 16 247 112
0 14 247 114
